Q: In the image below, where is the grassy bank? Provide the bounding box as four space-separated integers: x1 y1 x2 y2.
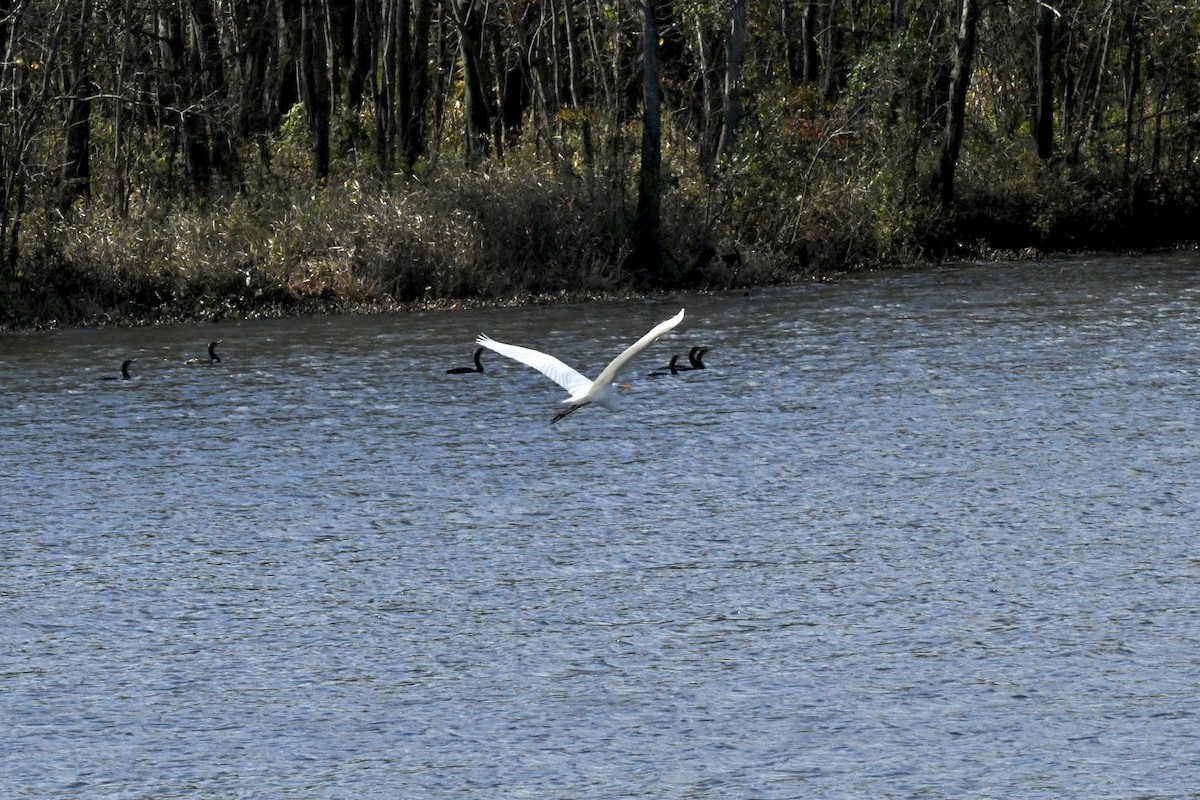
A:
4 152 1198 331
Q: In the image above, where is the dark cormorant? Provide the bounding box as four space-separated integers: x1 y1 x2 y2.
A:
185 340 222 365
102 359 137 381
679 346 709 370
447 347 485 374
648 354 681 377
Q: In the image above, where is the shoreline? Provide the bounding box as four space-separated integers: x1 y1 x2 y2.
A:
6 242 1181 335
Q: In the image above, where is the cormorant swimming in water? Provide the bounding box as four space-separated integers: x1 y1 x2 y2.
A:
102 359 137 381
679 346 709 370
648 354 680 377
185 340 222 365
447 347 485 374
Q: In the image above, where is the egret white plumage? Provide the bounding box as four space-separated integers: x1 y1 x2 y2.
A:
477 308 685 423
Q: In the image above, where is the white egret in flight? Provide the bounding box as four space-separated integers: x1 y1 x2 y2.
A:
477 308 685 423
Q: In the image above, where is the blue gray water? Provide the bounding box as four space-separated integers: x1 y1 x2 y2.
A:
3 253 1199 798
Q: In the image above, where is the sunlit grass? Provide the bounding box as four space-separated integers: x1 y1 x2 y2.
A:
5 97 1197 330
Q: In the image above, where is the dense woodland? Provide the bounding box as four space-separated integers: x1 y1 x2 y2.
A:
2 0 1199 327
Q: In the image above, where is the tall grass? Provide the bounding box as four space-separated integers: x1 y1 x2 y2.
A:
7 167 640 327
4 110 1197 330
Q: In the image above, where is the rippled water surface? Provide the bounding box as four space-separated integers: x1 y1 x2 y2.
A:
4 253 1200 798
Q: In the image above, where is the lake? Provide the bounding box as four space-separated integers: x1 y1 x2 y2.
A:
3 252 1198 798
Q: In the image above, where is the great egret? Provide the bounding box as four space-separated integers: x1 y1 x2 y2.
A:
447 347 485 374
679 345 709 370
477 308 685 423
102 359 137 381
185 340 222 365
648 354 681 377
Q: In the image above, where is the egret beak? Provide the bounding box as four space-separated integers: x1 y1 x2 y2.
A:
618 382 633 391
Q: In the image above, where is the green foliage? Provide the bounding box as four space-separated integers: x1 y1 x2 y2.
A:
272 104 317 178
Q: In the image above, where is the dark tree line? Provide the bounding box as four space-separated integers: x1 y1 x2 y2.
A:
3 0 1200 285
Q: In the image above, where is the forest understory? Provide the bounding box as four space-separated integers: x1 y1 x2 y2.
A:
3 0 1198 330
4 163 1198 332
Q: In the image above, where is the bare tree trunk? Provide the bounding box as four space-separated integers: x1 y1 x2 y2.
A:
697 0 746 182
232 0 278 140
112 0 136 217
375 0 431 178
451 0 492 159
714 0 746 165
300 0 332 179
190 0 231 164
561 0 582 106
1034 1 1054 160
891 0 905 35
1067 5 1115 164
59 0 95 212
1 0 68 274
695 18 722 181
632 0 663 282
1121 2 1142 187
428 6 453 165
402 0 434 173
156 9 200 194
559 0 592 185
155 0 235 195
801 1 820 84
345 0 372 109
821 0 843 101
377 0 399 176
930 0 980 209
496 10 532 148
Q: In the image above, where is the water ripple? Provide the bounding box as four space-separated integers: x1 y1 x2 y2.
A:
3 254 1200 798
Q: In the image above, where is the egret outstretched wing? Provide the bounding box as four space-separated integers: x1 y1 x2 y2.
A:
475 308 686 422
591 308 685 390
476 334 593 396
